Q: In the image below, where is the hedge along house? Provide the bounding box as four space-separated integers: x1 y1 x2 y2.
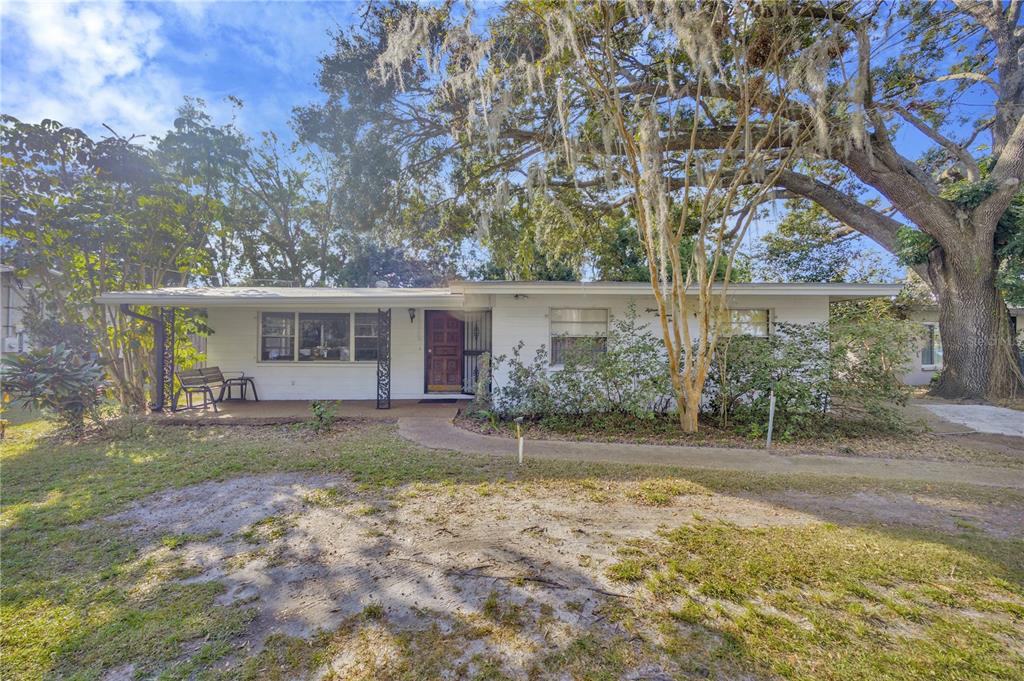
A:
96 281 903 411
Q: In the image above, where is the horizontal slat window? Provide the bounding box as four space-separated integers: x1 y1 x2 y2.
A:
550 308 608 365
720 309 770 338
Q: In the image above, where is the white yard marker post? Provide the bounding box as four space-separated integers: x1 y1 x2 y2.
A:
766 389 777 450
515 417 524 465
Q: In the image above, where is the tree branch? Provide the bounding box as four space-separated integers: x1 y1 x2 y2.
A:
934 71 998 91
773 169 914 264
890 105 982 181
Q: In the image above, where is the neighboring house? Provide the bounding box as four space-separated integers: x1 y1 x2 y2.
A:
96 281 902 406
0 265 30 355
901 305 1024 386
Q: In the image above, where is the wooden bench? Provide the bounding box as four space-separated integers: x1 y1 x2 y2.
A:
173 367 259 412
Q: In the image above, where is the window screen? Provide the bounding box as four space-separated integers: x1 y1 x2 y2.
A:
298 313 349 361
354 312 379 361
721 309 770 338
260 312 295 361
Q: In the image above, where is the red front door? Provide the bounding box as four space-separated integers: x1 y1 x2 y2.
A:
426 311 464 392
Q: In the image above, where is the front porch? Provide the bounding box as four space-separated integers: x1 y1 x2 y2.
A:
151 398 468 424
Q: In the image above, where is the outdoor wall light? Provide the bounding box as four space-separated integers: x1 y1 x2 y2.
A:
408 308 416 323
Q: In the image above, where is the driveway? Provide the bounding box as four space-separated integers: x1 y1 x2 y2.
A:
919 403 1024 437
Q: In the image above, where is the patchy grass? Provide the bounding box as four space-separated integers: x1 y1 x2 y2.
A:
238 515 293 544
2 415 1023 680
610 519 1024 680
626 478 710 506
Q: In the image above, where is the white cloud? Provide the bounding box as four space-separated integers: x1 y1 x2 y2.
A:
0 1 185 138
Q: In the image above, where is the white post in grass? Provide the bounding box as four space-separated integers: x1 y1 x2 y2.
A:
515 417 524 464
766 388 777 450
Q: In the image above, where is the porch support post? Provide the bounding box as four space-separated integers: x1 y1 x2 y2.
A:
120 303 166 413
376 307 392 409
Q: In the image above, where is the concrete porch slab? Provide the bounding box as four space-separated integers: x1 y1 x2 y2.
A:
153 399 467 424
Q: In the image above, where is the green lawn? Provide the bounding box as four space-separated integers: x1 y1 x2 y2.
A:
2 415 1022 680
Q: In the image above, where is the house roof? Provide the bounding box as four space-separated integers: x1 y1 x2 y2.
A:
95 281 903 307
94 286 464 308
450 280 902 299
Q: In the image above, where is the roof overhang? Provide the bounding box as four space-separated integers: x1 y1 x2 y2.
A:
451 280 902 300
96 282 903 308
95 287 465 309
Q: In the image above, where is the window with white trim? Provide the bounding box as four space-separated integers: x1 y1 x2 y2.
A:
299 313 349 361
260 312 295 361
353 312 379 361
719 309 770 338
259 312 378 362
921 323 943 368
550 308 608 365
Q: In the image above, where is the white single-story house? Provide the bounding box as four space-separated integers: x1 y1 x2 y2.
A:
95 280 958 409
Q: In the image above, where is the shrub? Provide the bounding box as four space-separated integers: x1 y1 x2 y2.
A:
706 323 832 438
707 313 914 438
828 313 915 428
1 344 106 436
309 400 338 434
492 304 672 420
491 303 913 439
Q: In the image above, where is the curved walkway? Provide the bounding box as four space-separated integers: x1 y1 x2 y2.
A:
398 417 1024 490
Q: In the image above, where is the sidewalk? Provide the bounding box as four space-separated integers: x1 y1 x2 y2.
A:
398 417 1024 490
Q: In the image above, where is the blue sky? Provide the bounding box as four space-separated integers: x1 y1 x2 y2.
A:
0 1 361 142
8 1 985 280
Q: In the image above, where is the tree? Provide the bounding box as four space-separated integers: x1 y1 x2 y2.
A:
316 0 1023 401
755 201 890 283
1 115 219 410
364 2 843 431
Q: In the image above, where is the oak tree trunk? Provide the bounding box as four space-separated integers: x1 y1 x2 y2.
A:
927 243 1023 401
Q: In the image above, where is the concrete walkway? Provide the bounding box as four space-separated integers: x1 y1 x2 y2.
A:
398 417 1024 490
921 404 1024 437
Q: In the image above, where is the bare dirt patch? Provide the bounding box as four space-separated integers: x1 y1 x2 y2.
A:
101 469 1021 677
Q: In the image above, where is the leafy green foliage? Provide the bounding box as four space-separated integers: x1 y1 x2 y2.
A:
309 400 339 434
1 345 106 435
706 325 832 438
492 304 913 438
894 226 938 267
708 309 915 438
756 201 890 283
491 305 672 420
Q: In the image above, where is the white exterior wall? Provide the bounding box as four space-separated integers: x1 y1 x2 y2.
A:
201 292 870 399
205 306 436 400
490 292 830 391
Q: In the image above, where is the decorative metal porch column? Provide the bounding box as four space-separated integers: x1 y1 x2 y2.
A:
376 308 391 409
